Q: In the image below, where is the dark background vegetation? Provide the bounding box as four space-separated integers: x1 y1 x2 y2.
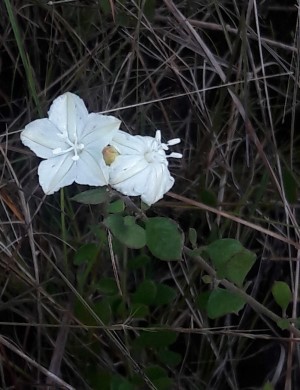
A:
1 0 300 389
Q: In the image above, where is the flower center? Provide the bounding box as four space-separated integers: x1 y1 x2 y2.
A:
102 145 120 165
52 132 84 161
144 149 166 163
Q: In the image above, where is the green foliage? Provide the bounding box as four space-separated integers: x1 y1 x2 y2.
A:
276 318 290 330
142 0 156 21
132 280 157 305
116 0 156 27
104 214 146 249
206 288 246 319
95 277 118 295
282 167 298 203
134 330 178 349
132 280 176 307
74 243 98 265
85 369 111 390
146 217 184 260
74 298 111 326
188 227 198 248
152 283 177 306
111 376 135 390
131 303 150 318
71 188 109 204
3 0 41 115
196 290 211 310
145 365 172 390
206 239 256 286
272 281 292 312
128 254 151 270
108 199 125 213
98 0 112 16
199 188 218 206
158 349 182 366
93 299 112 325
262 381 274 390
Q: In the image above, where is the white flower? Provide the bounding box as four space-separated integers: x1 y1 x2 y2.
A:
107 130 182 206
20 92 121 194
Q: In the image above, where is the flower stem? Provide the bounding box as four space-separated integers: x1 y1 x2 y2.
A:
60 188 68 275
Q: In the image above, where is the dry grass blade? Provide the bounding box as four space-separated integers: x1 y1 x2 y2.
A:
0 335 75 390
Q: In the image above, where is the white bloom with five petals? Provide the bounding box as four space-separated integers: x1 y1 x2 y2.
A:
107 130 182 205
20 92 121 194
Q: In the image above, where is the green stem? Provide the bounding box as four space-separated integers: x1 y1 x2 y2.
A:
60 188 68 275
3 0 42 116
185 247 300 338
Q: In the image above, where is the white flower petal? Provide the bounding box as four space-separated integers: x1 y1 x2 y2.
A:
111 130 147 155
20 119 69 158
48 92 88 141
109 155 149 185
110 163 174 205
140 164 175 205
79 113 121 145
75 150 109 186
38 154 76 194
110 166 151 196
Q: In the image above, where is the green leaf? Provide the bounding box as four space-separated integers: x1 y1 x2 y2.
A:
143 0 156 21
196 291 211 310
99 0 112 16
145 365 167 381
134 330 177 349
124 216 135 226
111 376 135 390
276 318 290 330
74 299 95 326
116 11 136 28
145 365 172 390
158 349 182 366
206 288 246 319
86 369 111 390
206 239 256 286
71 188 109 204
93 299 112 325
152 283 177 306
199 188 217 206
146 217 183 261
130 303 149 318
115 299 127 317
104 214 146 249
132 280 157 305
95 277 118 295
223 249 256 287
108 199 125 213
188 228 197 248
74 299 111 326
74 243 98 265
262 381 274 390
206 239 243 268
272 281 292 312
283 167 298 203
128 254 151 270
151 377 173 390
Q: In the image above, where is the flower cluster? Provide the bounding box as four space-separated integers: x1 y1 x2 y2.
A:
20 92 182 206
